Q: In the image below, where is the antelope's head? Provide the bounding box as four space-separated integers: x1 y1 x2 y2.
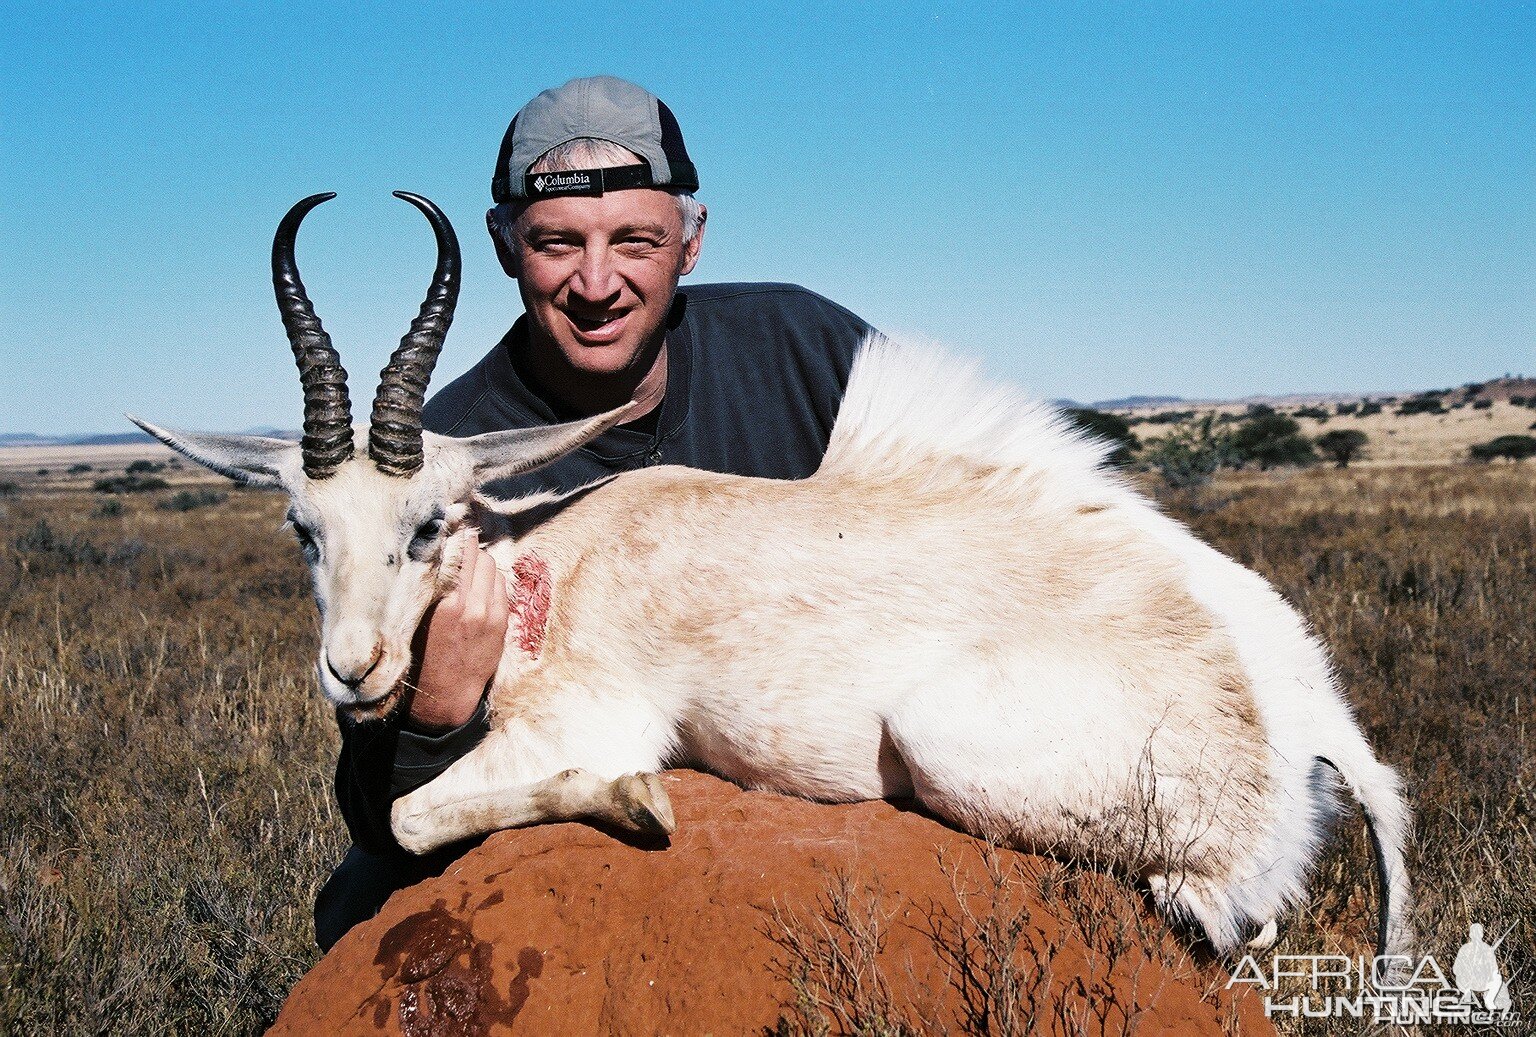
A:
131 193 632 719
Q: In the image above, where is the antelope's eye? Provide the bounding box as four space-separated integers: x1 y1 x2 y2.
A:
290 522 319 559
408 515 445 560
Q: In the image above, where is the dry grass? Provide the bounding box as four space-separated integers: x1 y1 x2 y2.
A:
1 460 1531 1034
0 487 343 1035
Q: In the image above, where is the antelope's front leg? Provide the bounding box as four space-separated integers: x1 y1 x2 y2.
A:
391 759 675 856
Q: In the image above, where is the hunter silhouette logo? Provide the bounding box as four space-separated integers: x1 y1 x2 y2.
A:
1454 924 1513 1013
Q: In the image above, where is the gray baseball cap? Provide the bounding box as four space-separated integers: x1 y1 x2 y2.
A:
491 76 699 203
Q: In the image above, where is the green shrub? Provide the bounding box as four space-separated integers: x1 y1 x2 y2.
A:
1317 429 1369 469
93 499 124 518
1229 413 1317 470
1469 435 1536 463
1062 408 1140 467
1142 415 1236 489
68 463 92 474
1397 396 1446 417
125 460 165 474
1472 399 1493 410
93 475 169 494
156 490 228 513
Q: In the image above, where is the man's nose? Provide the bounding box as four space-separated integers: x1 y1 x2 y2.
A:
570 249 620 302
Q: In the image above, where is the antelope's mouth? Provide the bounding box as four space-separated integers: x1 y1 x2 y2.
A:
341 683 406 724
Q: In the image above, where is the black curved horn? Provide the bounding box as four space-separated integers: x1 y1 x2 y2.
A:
369 191 461 476
273 192 353 478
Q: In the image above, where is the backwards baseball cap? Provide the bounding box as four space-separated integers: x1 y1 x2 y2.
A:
491 76 699 204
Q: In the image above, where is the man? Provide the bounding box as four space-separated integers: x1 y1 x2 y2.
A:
315 76 875 950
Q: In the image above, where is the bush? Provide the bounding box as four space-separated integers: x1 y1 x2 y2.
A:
1141 415 1236 489
1229 413 1317 470
156 489 227 513
0 481 18 497
12 519 146 568
1469 435 1536 463
1357 400 1384 417
1292 406 1331 422
68 463 92 474
1317 429 1369 469
36 468 50 476
1063 408 1139 467
1143 409 1196 425
1472 399 1493 410
93 475 169 494
93 499 124 518
1335 402 1359 416
125 460 165 474
1397 396 1446 417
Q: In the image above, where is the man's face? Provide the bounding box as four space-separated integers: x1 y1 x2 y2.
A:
510 190 703 377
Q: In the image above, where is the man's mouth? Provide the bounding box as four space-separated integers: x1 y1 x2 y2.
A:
564 309 630 343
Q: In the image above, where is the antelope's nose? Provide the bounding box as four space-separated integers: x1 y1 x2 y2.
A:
325 645 382 691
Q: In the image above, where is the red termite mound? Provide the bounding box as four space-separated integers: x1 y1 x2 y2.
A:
271 771 1273 1036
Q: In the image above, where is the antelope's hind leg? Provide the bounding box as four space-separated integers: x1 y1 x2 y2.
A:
392 765 675 856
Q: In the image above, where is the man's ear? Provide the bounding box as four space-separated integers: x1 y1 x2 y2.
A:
679 203 706 277
486 208 519 279
457 402 638 484
127 415 297 487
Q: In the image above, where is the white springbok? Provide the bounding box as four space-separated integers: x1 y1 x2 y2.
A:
134 193 1412 962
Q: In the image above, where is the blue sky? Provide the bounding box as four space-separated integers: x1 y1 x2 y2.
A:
3 3 1531 435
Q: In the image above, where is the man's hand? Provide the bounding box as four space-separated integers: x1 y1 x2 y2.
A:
407 531 510 732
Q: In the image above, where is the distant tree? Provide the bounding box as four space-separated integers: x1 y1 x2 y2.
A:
1245 403 1276 418
36 468 49 476
1293 406 1331 422
1469 436 1536 463
1229 413 1317 470
1316 429 1369 469
125 459 165 474
1357 400 1383 417
1472 399 1493 411
68 462 92 473
1064 407 1140 467
1335 402 1359 416
1397 396 1446 417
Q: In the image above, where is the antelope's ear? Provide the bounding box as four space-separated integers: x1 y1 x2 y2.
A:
126 415 297 488
460 402 638 484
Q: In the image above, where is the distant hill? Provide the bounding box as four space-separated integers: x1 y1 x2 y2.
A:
0 427 299 447
1091 395 1185 410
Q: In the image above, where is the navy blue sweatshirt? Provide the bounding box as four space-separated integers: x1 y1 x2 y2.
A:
334 282 873 854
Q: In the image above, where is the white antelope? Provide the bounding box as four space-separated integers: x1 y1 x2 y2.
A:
135 193 1412 961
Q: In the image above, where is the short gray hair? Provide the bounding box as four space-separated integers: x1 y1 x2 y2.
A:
490 137 705 249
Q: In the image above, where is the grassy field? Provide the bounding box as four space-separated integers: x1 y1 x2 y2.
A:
1 461 1531 1035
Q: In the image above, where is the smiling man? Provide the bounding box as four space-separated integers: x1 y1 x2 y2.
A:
316 76 875 949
